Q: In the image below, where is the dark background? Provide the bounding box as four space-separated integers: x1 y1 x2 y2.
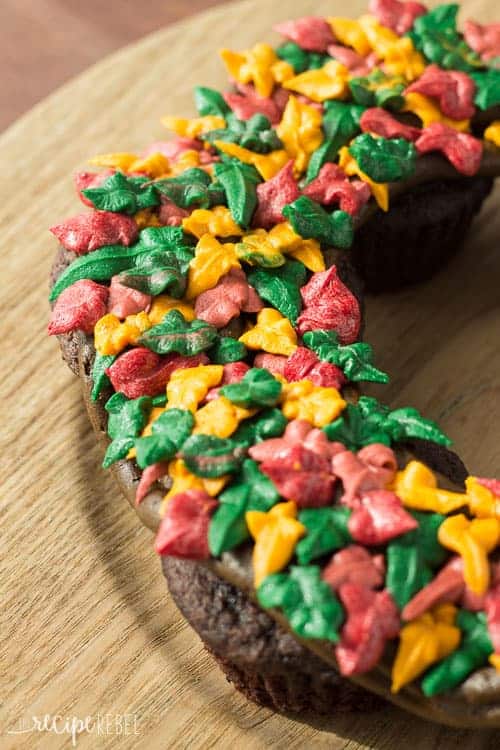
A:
0 0 222 132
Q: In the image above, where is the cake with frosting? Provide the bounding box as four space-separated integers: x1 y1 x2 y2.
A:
48 0 500 728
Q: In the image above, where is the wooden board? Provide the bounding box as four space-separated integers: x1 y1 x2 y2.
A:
0 0 223 131
1 0 499 747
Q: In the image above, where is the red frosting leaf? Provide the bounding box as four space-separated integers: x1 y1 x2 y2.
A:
253 352 288 377
48 279 108 335
323 545 386 591
327 45 377 76
205 361 251 401
297 267 361 344
302 163 371 215
249 419 340 463
107 347 209 399
50 211 138 255
221 361 251 384
406 64 476 120
259 444 336 507
284 346 346 389
224 84 285 124
108 275 152 318
158 197 190 226
402 558 500 620
253 161 300 229
332 444 398 506
485 584 500 655
155 490 218 558
273 17 335 53
195 268 263 328
463 20 500 63
401 557 465 621
369 0 426 35
135 461 170 506
360 107 421 141
335 584 400 675
415 123 483 176
348 489 418 545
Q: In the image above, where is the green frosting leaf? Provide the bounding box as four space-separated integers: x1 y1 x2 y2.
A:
139 225 193 250
276 42 329 74
257 565 344 642
235 239 285 269
208 459 279 555
323 396 451 450
106 392 152 440
103 392 152 468
194 85 232 119
103 437 135 469
90 352 116 401
422 611 493 696
349 70 406 111
296 507 352 565
303 330 389 384
208 337 247 364
220 367 282 408
306 101 365 181
408 4 482 72
470 69 500 110
50 244 144 302
247 259 307 324
152 393 167 407
154 168 224 209
283 196 353 248
385 511 447 610
82 172 159 214
139 309 217 355
214 159 261 228
204 113 282 154
118 246 193 297
134 408 194 469
50 226 191 302
348 134 417 183
221 458 279 508
181 434 244 477
232 407 287 449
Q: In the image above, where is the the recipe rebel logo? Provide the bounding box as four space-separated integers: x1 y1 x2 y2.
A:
6 713 140 745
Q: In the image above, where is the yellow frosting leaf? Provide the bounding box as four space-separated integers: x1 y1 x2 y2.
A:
239 308 297 356
186 233 240 300
166 364 224 413
182 206 243 239
246 501 306 587
484 121 500 148
283 61 350 103
438 514 500 595
213 140 289 180
391 604 460 693
277 95 323 176
281 380 346 428
403 93 470 132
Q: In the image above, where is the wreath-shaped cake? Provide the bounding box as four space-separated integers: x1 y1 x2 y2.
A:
48 0 500 728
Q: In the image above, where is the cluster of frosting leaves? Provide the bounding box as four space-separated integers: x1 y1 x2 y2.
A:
48 1 500 699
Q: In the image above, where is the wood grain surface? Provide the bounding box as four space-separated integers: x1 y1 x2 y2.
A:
1 0 499 747
0 0 222 131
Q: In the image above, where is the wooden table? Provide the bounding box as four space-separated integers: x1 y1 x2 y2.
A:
0 0 221 132
1 1 499 747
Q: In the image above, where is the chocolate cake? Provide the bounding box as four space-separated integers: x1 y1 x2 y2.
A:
47 0 500 730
